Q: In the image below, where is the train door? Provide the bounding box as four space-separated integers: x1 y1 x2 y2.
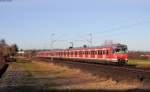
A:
95 50 98 59
63 51 66 57
91 50 95 58
94 50 96 58
67 50 69 58
68 51 71 58
82 50 85 58
85 51 88 58
102 49 106 60
88 50 91 58
77 50 79 58
72 50 74 58
71 50 73 58
74 51 77 58
106 48 110 59
79 51 83 58
97 49 103 59
70 50 72 58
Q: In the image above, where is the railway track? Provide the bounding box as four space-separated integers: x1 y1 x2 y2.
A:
34 58 150 88
37 57 150 72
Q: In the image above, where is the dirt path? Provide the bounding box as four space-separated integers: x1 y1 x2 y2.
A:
0 61 44 92
0 60 149 92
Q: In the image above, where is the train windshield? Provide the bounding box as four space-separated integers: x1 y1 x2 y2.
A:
113 48 127 53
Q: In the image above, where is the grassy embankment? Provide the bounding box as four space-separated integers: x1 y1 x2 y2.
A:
128 59 150 67
0 59 142 90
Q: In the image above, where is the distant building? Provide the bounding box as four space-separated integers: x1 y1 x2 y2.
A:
140 54 150 58
17 51 25 57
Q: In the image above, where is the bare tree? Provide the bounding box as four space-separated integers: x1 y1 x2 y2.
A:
10 44 18 56
0 39 18 62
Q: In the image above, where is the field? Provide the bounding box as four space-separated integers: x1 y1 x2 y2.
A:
0 59 148 91
128 59 150 68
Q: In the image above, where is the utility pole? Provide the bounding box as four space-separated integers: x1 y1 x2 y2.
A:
50 33 55 49
69 42 74 48
88 33 93 47
50 33 55 61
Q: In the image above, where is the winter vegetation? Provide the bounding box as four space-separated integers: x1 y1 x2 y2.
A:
0 39 18 62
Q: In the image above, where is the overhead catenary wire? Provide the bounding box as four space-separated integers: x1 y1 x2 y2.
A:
94 20 150 35
50 19 150 49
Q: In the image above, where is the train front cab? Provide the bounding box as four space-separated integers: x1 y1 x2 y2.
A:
111 44 128 65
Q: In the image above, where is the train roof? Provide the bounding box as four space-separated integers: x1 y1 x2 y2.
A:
52 43 127 51
37 43 127 52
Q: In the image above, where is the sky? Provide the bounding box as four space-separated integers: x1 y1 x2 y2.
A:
0 0 150 50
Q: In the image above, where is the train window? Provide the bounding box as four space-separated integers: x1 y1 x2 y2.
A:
89 51 91 54
72 52 74 55
85 51 88 55
87 51 89 54
76 51 78 55
75 51 77 55
93 51 95 55
91 51 96 55
94 51 97 54
106 50 109 54
98 50 102 55
103 50 105 54
113 48 127 53
90 51 93 55
79 51 81 55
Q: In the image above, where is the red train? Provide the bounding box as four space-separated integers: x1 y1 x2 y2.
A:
36 43 128 65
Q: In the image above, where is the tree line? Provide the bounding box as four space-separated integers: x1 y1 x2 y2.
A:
128 51 150 60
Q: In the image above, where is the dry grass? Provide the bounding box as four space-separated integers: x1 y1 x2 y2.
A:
33 61 142 90
0 60 144 91
128 59 150 68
